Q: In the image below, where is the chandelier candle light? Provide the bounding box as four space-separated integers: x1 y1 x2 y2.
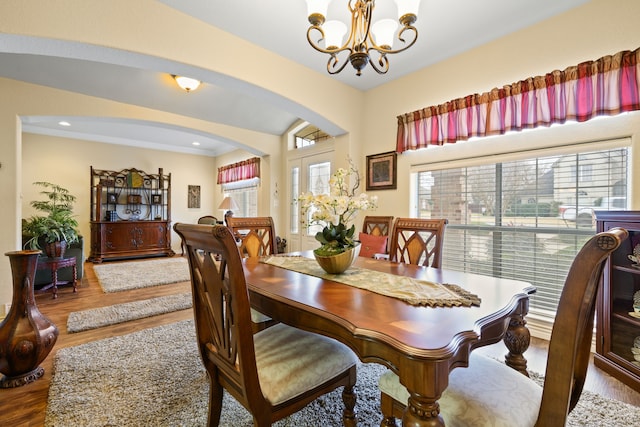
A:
306 0 420 75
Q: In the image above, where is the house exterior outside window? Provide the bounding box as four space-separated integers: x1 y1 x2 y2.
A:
414 141 629 318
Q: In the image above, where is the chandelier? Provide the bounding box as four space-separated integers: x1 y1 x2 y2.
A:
305 0 420 76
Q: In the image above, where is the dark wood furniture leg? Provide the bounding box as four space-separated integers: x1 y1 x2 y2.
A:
504 312 531 376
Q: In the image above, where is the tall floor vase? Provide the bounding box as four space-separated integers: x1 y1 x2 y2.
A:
0 250 59 388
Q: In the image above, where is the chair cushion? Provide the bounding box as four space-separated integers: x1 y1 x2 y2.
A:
250 308 271 323
254 322 358 405
378 352 542 427
359 232 388 258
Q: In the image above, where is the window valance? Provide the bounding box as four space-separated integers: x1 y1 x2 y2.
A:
217 157 260 185
396 47 640 153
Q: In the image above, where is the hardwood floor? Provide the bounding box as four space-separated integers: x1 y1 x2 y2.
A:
0 257 639 426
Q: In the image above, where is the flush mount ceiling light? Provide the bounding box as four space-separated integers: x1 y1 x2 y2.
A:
306 0 420 76
172 75 201 92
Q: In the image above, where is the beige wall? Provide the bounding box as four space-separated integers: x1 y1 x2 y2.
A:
0 78 284 308
22 133 221 256
363 0 640 217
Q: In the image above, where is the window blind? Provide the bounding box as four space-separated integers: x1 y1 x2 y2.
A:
415 143 629 316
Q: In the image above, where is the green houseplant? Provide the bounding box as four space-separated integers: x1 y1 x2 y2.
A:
298 161 377 273
22 181 79 258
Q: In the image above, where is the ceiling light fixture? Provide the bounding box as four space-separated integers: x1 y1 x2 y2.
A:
172 75 201 92
305 0 420 76
58 121 71 127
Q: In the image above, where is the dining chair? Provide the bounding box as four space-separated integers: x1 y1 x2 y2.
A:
388 218 448 267
181 216 220 255
226 216 277 257
197 215 219 225
225 216 279 332
174 223 358 427
360 216 394 257
378 227 628 427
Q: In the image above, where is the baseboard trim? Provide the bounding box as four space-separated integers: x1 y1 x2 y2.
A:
527 313 597 353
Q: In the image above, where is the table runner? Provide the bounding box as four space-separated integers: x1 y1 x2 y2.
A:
261 256 480 307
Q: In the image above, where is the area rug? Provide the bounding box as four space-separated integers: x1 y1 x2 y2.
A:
45 320 640 427
93 257 189 293
66 293 193 333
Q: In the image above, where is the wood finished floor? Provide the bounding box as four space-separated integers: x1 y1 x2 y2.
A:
0 256 639 426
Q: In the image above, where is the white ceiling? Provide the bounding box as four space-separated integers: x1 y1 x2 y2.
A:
0 0 590 156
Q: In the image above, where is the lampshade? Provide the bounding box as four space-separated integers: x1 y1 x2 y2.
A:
173 75 201 92
371 19 398 49
218 196 239 211
323 20 348 49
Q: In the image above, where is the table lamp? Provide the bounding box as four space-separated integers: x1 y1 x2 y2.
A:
218 196 239 225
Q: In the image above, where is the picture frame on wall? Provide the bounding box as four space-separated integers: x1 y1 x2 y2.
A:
188 185 201 208
151 194 162 204
106 193 118 204
366 151 397 191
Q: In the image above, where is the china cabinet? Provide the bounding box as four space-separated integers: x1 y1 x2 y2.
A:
595 211 640 391
89 167 174 262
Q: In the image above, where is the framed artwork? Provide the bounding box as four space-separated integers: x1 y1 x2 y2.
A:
151 194 162 204
188 185 201 208
366 151 397 191
107 193 118 204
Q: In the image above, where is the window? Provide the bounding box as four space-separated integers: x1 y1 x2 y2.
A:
306 161 331 236
223 178 259 217
414 142 629 318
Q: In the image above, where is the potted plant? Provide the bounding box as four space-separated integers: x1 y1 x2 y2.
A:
22 181 79 258
298 160 377 273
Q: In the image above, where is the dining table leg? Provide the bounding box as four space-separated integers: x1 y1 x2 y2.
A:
503 303 531 376
402 393 445 427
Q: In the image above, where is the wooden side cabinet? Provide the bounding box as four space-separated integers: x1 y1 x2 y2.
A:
595 211 640 391
89 220 174 263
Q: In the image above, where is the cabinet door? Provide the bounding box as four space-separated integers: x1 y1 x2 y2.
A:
596 215 640 390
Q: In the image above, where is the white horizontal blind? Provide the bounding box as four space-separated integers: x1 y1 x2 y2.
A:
416 144 629 316
225 179 259 217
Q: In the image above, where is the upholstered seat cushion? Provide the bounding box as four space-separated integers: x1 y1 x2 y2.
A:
250 308 271 323
254 322 358 405
378 352 542 427
359 232 388 258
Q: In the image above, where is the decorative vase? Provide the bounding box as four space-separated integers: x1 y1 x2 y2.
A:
313 244 361 274
0 250 59 388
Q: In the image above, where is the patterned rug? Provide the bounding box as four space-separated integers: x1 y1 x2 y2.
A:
92 257 189 292
66 293 192 332
45 320 640 427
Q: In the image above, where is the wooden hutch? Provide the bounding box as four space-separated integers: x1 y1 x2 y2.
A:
89 167 174 263
595 211 640 391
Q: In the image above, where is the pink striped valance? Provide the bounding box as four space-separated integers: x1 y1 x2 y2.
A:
217 157 260 185
396 47 640 153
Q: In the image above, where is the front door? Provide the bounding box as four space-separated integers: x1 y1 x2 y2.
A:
286 151 333 252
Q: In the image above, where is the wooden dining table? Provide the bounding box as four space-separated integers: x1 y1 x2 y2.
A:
243 253 536 427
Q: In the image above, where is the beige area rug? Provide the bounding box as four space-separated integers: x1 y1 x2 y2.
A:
66 293 192 333
92 257 189 293
45 320 640 427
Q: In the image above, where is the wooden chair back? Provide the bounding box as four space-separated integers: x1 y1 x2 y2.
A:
388 218 448 267
197 215 218 225
227 216 277 257
174 223 264 422
537 227 627 425
175 223 358 426
362 216 394 237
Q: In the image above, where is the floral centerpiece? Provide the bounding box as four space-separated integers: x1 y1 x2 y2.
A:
298 161 377 260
